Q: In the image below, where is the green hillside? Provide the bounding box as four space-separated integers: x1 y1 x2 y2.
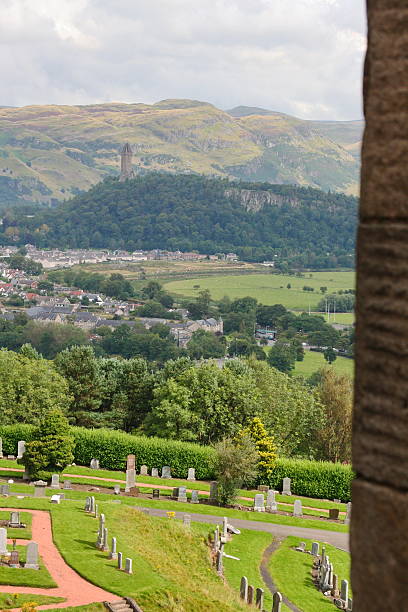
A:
0 100 361 207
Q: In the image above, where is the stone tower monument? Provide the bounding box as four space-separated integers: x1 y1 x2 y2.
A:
119 142 135 182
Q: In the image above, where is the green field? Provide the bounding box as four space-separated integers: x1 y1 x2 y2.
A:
309 312 355 325
293 351 354 378
164 271 355 310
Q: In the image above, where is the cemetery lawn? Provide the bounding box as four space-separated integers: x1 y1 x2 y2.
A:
0 510 32 539
0 545 57 587
293 352 354 378
44 606 105 612
0 593 65 608
270 536 351 612
164 271 355 310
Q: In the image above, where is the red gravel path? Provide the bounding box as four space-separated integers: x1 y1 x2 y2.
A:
0 508 115 610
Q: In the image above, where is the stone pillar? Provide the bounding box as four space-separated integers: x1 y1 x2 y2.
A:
352 1 408 609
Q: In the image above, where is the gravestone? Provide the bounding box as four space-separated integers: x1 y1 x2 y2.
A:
240 576 248 601
0 437 3 458
97 514 105 548
151 468 159 477
344 501 352 525
214 526 220 549
125 557 133 574
161 466 171 479
293 499 303 517
272 591 283 612
152 489 160 499
0 484 9 496
7 455 15 460
127 454 136 470
84 497 91 512
341 579 349 602
125 468 136 492
329 508 340 520
332 574 339 598
63 480 72 490
266 489 278 513
191 490 199 504
117 551 123 570
109 537 117 560
50 494 61 503
9 512 20 527
216 549 223 573
33 480 47 498
311 542 320 556
17 440 26 459
347 598 353 611
222 517 228 539
0 528 8 555
140 465 148 476
25 541 39 569
90 458 100 470
257 484 269 492
295 541 306 552
254 493 265 512
187 468 196 481
9 550 19 567
183 514 191 527
90 496 95 514
247 585 254 605
50 474 60 489
114 485 121 495
128 486 139 497
209 481 218 503
102 527 109 551
255 587 264 610
177 486 188 502
282 477 291 495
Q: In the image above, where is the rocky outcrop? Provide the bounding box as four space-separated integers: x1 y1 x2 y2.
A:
224 188 300 212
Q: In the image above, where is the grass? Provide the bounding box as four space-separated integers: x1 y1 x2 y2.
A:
293 351 354 378
270 536 351 612
164 271 355 310
0 545 57 588
44 606 105 612
0 593 65 609
0 510 32 539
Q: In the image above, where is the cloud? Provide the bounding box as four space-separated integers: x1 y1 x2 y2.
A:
0 0 366 119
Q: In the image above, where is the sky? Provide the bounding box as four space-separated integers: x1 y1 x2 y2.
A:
0 0 366 120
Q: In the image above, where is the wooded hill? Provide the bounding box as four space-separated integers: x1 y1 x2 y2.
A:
3 174 357 266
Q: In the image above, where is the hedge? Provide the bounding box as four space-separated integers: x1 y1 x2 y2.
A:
0 425 354 500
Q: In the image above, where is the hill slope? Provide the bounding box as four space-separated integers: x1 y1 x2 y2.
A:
5 174 357 267
0 100 361 206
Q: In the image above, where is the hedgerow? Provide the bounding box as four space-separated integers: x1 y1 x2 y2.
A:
0 425 354 499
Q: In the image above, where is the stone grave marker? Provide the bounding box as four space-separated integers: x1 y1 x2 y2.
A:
216 549 223 573
255 587 264 610
341 579 349 602
151 468 159 477
9 512 20 527
183 514 191 527
128 486 139 497
50 474 60 489
117 552 123 570
247 585 254 605
90 458 100 470
25 541 39 569
109 537 117 560
311 542 320 556
63 480 72 490
345 501 352 525
187 468 196 481
295 542 306 552
9 550 19 567
125 557 133 574
84 497 91 512
33 480 47 497
329 508 340 520
266 489 278 513
209 481 218 503
0 528 8 555
282 477 291 495
272 591 283 612
347 598 353 611
50 494 61 504
90 497 95 514
125 468 136 493
7 455 15 460
140 465 148 476
0 437 3 458
293 499 303 517
254 493 265 512
152 489 160 499
240 576 248 601
127 454 136 470
332 574 339 598
222 517 228 539
161 466 171 479
0 484 10 496
17 440 26 459
191 490 199 504
102 527 109 551
114 485 121 495
178 486 188 502
257 484 268 492
172 487 179 499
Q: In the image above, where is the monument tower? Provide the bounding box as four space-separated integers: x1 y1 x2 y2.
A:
119 142 135 182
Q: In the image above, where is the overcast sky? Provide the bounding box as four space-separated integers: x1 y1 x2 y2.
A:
1 0 366 120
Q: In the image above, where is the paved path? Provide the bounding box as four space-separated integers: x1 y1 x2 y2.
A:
0 508 115 610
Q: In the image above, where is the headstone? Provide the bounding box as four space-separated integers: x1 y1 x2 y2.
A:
329 508 340 520
0 484 10 496
9 550 19 567
90 458 100 470
187 468 196 481
293 499 303 517
341 579 349 602
216 549 223 573
254 493 265 512
118 551 123 570
50 494 61 504
97 514 105 548
240 576 248 601
125 557 133 574
272 591 283 612
266 489 278 513
140 465 148 476
222 517 228 539
125 468 136 492
332 574 339 598
25 541 39 569
345 501 352 525
0 437 3 458
102 527 109 551
9 512 20 527
128 486 139 497
258 484 269 492
255 587 264 610
183 513 191 527
17 440 26 459
151 468 159 477
7 455 15 460
214 526 220 550
209 481 218 503
114 485 121 495
90 496 95 514
0 527 8 555
109 537 118 560
347 598 353 611
191 490 199 504
247 585 254 605
84 497 91 512
161 466 171 479
63 480 72 490
126 454 136 470
152 489 160 499
177 486 188 502
50 474 60 489
295 541 306 552
311 542 320 556
282 477 291 495
33 480 47 497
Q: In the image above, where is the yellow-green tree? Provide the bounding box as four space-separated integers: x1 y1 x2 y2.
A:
238 417 277 481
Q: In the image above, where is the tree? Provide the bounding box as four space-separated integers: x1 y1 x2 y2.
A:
316 368 352 462
267 342 296 373
143 379 198 440
22 409 75 480
187 329 226 359
324 346 337 364
320 286 327 294
214 435 258 505
238 417 277 482
287 283 291 289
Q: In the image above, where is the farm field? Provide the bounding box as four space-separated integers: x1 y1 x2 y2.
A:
293 351 354 378
164 271 355 309
309 312 355 325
